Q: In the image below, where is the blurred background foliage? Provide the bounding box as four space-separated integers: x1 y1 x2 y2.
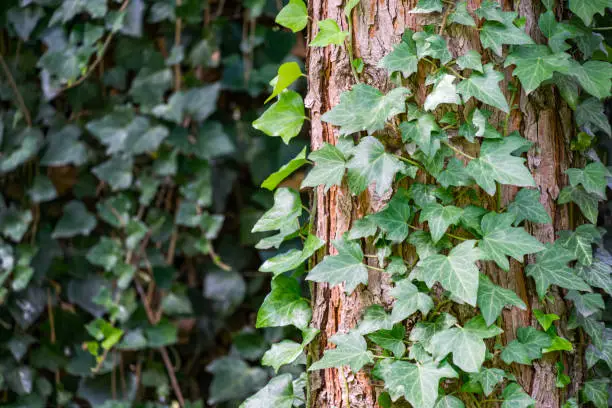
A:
0 0 308 406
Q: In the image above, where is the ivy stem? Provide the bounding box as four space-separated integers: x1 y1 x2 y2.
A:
367 265 385 272
442 140 475 160
445 65 466 80
394 154 423 168
0 52 32 127
445 232 468 241
345 10 360 83
593 26 612 31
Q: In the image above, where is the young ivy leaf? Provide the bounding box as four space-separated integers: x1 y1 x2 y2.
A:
501 327 552 365
504 45 572 94
370 189 412 242
240 374 295 408
321 84 410 135
507 188 552 226
301 143 346 193
261 147 308 191
565 162 609 199
306 235 368 294
275 0 308 33
390 279 434 323
419 203 463 243
525 241 591 299
430 316 502 373
256 275 312 330
468 367 508 396
409 0 443 14
424 74 460 111
412 240 482 306
457 64 509 113
400 113 442 157
479 10 535 57
568 0 610 26
558 185 600 224
557 223 602 266
478 212 546 271
346 136 404 196
309 332 373 373
378 32 418 78
466 134 536 195
266 62 303 103
309 19 348 47
413 30 453 64
456 50 483 73
477 274 527 326
367 325 406 358
253 91 306 144
449 1 476 27
501 383 536 408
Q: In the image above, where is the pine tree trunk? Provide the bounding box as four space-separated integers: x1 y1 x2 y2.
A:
305 1 583 407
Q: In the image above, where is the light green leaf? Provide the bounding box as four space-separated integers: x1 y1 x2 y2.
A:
355 305 394 335
253 91 306 144
414 240 482 306
571 60 612 99
256 275 311 329
456 50 483 73
533 309 560 331
557 223 602 265
266 62 303 103
477 274 527 326
390 279 434 323
309 332 373 372
568 0 611 26
501 383 535 408
507 189 551 226
259 234 325 275
262 147 308 191
346 136 404 195
410 0 443 14
480 14 535 57
467 134 536 195
367 325 406 358
420 203 463 243
566 162 609 199
306 235 368 294
252 188 301 233
424 74 460 111
322 84 410 135
469 368 507 396
275 0 308 32
262 341 304 373
370 189 412 242
240 374 294 408
457 64 509 113
301 143 346 192
52 201 97 239
505 45 572 94
449 1 476 26
435 395 465 408
309 19 348 47
557 185 600 224
378 36 418 78
413 30 453 64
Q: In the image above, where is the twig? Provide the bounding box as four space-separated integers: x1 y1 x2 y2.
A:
442 140 476 160
0 52 32 127
438 3 454 35
174 0 183 90
209 241 232 271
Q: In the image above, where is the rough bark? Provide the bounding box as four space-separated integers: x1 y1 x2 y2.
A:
305 1 583 407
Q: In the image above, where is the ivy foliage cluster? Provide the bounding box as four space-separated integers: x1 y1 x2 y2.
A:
0 0 309 407
245 0 612 407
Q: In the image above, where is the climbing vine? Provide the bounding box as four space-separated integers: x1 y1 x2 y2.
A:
245 0 612 407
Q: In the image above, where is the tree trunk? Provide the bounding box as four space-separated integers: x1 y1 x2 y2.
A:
305 1 583 407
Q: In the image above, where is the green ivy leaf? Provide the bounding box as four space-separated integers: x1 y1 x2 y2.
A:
28 175 58 203
86 237 123 272
390 279 434 323
438 158 473 188
467 134 536 195
52 200 97 238
346 136 404 195
240 374 295 408
449 1 476 27
480 12 535 57
413 240 482 306
571 60 612 100
413 30 452 64
355 305 394 335
468 368 507 396
370 189 412 242
367 325 406 358
0 128 42 174
424 74 460 111
557 224 602 265
301 143 346 192
576 97 611 137
409 313 457 353
253 91 306 144
322 84 410 135
457 64 509 113
309 19 348 47
262 147 308 191
568 0 610 26
533 309 560 331
309 332 373 373
41 125 88 166
252 188 301 233
378 34 419 78
434 395 465 408
420 203 463 243
306 235 368 294
92 156 133 191
575 249 612 296
456 50 483 73
565 162 609 199
558 185 600 224
0 209 33 243
501 327 552 365
266 62 303 103
256 275 311 329
501 383 535 408
275 0 308 33
505 45 572 95
477 274 527 326
259 234 325 275
507 189 551 226
410 0 443 14
400 113 442 157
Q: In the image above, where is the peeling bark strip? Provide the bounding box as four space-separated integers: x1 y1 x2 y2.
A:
305 1 583 407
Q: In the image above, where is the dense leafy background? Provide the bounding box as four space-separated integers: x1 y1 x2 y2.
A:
0 0 307 407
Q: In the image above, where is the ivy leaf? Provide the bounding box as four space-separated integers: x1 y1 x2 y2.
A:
0 128 42 174
348 216 378 240
240 374 294 408
430 316 502 373
501 383 535 408
457 64 509 113
478 212 545 271
253 91 306 144
409 313 458 352
420 203 463 243
256 275 311 330
438 158 473 188
449 1 476 27
456 50 483 73
507 189 551 226
435 396 465 408
266 62 303 103
390 279 434 323
28 175 57 203
259 234 325 275
568 0 610 26
252 188 301 233
400 113 442 158
505 45 572 94
565 162 609 199
262 147 308 191
575 248 612 296
378 35 418 78
92 156 133 191
557 185 600 224
309 332 373 373
557 224 602 265
370 189 412 242
301 143 346 192
565 290 605 318
480 13 535 57
410 0 443 14
378 360 458 408
469 368 507 396
346 136 404 195
413 30 453 64
477 274 527 326
275 0 308 33
52 201 97 239
87 237 123 272
571 61 612 100
41 125 88 166
414 240 482 306
322 84 410 135
424 74 460 111
501 327 552 365
367 325 406 358
467 134 536 195
262 341 303 373
533 309 560 332
355 305 394 335
306 235 368 294
576 98 611 137
309 19 348 47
